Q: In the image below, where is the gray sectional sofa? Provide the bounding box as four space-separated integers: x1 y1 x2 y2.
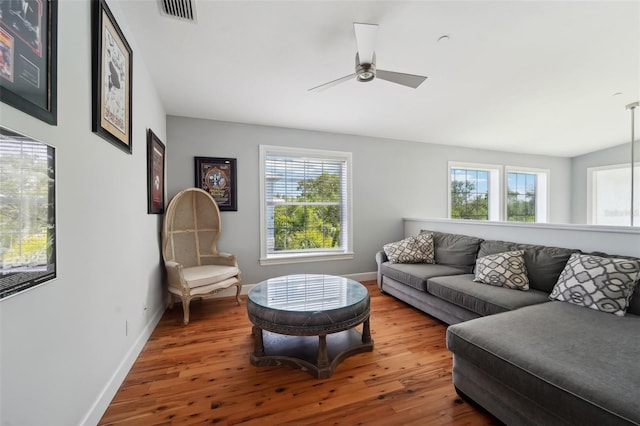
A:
375 230 640 426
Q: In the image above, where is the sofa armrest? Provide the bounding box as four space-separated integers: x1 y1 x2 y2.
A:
375 250 388 289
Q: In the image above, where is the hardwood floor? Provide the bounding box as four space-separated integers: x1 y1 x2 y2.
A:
100 281 500 425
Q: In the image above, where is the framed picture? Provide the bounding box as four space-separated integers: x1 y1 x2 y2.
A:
0 126 56 299
147 129 165 214
195 157 238 211
0 0 58 125
91 0 132 154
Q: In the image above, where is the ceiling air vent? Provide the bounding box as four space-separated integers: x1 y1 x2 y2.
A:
158 0 196 23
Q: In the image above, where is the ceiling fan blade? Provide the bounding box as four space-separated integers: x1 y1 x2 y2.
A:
308 73 356 92
353 23 378 64
376 69 427 89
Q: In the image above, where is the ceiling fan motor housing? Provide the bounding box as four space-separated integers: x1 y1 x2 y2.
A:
355 53 376 82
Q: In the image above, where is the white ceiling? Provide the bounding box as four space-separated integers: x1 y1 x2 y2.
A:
117 1 640 157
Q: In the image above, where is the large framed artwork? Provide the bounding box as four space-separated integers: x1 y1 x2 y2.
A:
146 129 165 214
0 0 58 125
0 126 56 299
195 157 238 211
91 0 132 154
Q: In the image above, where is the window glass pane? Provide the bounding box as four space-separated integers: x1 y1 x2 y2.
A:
592 166 640 226
507 172 536 222
450 168 489 220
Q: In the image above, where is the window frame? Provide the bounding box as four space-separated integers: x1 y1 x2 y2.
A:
448 162 502 221
259 145 354 265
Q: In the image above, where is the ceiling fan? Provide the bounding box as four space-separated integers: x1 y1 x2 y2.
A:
308 22 427 92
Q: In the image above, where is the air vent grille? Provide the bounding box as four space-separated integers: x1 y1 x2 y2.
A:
158 0 196 22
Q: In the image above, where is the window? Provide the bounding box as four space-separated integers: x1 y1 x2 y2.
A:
506 168 548 223
448 163 501 221
448 162 548 223
588 163 639 226
259 145 353 265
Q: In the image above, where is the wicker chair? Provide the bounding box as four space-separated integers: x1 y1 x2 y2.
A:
162 188 242 325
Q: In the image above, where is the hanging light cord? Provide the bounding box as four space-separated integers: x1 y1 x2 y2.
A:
627 102 639 226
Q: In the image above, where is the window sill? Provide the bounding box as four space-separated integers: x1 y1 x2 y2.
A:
259 252 355 266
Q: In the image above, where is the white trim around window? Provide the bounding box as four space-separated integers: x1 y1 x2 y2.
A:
259 145 354 265
448 161 502 221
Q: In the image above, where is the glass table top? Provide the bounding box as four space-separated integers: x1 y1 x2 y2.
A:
248 274 368 313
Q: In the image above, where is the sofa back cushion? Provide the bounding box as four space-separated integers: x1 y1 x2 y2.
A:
421 230 483 274
479 240 577 293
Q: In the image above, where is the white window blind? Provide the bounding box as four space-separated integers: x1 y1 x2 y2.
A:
260 146 353 265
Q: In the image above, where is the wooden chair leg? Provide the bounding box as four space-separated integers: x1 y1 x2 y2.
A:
235 283 242 305
181 297 190 325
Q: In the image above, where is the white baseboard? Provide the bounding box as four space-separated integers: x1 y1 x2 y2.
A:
81 303 165 425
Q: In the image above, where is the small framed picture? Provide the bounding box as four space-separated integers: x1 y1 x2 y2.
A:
146 130 165 214
195 157 237 211
91 0 132 153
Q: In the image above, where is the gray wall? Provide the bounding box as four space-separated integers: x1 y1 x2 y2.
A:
570 142 632 224
0 2 167 424
167 116 572 284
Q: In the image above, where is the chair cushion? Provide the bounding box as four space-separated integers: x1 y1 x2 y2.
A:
427 274 550 316
183 265 240 288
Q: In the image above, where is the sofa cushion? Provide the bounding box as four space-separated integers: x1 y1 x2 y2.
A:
549 252 640 316
421 230 483 273
474 250 529 290
427 274 549 316
478 240 576 293
383 233 435 264
446 302 640 425
381 262 468 292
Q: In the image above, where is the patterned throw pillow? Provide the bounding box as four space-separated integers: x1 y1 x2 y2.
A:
549 253 640 316
474 250 530 290
383 234 435 264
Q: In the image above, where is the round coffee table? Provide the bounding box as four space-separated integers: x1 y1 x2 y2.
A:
246 274 373 378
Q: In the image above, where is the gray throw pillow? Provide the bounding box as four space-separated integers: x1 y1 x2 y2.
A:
383 234 435 264
549 253 640 316
474 250 530 290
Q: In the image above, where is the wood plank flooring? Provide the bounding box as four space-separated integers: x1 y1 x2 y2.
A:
100 281 500 425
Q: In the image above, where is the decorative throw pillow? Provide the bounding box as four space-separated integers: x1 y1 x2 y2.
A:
383 234 435 264
474 250 530 290
414 232 435 264
549 253 640 316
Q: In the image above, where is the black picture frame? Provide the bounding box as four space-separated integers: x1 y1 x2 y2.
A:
91 0 132 154
147 129 165 214
0 126 56 299
0 0 58 125
195 157 238 211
